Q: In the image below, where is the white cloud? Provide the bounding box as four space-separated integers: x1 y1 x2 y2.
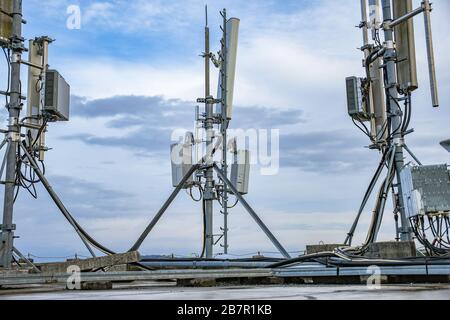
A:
56 57 204 101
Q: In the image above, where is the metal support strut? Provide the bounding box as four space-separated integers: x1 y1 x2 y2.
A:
381 0 412 241
19 142 115 257
130 164 201 252
213 164 291 259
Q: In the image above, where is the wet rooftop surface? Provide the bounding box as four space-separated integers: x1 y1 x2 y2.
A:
1 283 450 300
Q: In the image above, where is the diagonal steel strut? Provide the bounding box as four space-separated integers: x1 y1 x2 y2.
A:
130 164 201 252
213 163 291 259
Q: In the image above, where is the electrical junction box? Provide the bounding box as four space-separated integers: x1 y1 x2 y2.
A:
171 143 194 189
400 164 450 218
345 77 369 121
230 150 250 195
0 0 13 45
44 70 70 121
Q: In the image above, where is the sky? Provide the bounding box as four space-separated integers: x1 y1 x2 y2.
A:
0 0 449 261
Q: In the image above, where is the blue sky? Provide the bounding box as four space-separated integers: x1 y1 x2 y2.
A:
1 0 449 260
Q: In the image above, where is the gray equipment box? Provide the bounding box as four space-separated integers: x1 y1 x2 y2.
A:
44 70 70 121
400 164 450 217
230 150 250 195
345 76 369 120
171 143 194 189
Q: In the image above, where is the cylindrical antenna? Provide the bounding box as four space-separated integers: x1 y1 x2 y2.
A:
361 0 369 45
423 0 439 108
204 5 210 97
393 0 418 92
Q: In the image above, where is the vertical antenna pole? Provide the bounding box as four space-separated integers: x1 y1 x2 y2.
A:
381 0 412 241
422 0 439 108
220 8 229 255
203 5 214 258
1 0 23 268
361 0 377 140
204 5 210 97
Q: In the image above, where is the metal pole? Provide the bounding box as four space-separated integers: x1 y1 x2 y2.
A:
220 9 229 254
381 0 412 241
203 8 214 258
130 164 200 252
0 138 7 151
345 150 386 245
403 144 422 166
361 0 377 140
1 0 22 268
422 0 439 108
12 247 40 273
213 164 291 259
389 6 424 28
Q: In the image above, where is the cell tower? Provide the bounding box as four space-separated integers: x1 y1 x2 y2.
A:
131 8 291 259
344 0 450 256
0 0 118 270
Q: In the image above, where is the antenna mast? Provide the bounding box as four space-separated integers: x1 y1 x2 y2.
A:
344 0 449 255
203 4 215 258
133 8 291 259
1 0 23 268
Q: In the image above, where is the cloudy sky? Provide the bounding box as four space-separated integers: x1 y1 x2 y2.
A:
1 0 449 260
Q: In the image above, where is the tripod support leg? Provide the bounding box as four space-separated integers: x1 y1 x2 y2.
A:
213 164 291 259
130 164 201 252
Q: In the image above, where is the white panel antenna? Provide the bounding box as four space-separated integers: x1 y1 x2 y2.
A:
217 18 240 120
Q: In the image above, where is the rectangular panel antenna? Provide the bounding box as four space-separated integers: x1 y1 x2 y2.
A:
230 149 250 195
217 18 240 120
370 59 387 138
0 0 13 46
171 143 194 188
393 0 418 92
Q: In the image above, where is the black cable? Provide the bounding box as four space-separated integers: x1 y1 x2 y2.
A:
398 92 412 136
350 147 396 255
445 216 450 244
31 119 48 149
140 257 284 263
387 93 404 138
352 117 371 139
189 184 203 202
346 147 388 244
374 29 382 47
226 196 239 209
217 190 239 209
411 215 450 256
267 252 340 269
19 141 115 256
